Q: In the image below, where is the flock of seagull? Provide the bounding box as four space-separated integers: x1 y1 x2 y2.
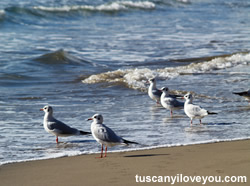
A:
40 78 249 158
148 78 217 125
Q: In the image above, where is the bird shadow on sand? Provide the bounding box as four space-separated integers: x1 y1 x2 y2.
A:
124 153 170 158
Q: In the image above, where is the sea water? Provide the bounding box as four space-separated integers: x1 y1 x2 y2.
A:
0 0 249 165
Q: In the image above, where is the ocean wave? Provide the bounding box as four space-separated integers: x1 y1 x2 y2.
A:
34 49 91 65
1 1 155 22
82 52 250 90
33 1 155 13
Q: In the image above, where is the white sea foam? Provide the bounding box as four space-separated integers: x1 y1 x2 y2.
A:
82 52 250 90
0 9 5 15
176 0 190 3
1 137 249 166
33 1 155 12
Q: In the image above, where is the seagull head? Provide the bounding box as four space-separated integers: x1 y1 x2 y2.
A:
160 87 169 94
88 114 103 124
148 78 156 84
40 105 53 115
183 93 193 103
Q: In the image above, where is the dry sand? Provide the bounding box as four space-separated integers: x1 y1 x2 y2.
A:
0 140 249 186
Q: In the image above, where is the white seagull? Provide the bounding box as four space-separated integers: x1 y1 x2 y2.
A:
40 105 91 143
88 114 138 158
148 78 181 104
148 78 162 104
160 87 184 117
233 89 250 101
183 93 217 126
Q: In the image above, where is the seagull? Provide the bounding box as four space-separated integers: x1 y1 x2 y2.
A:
233 90 250 101
148 78 162 104
148 78 181 104
40 105 91 143
183 93 217 126
88 114 138 158
160 87 184 117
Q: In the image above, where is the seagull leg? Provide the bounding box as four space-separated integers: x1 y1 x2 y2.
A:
96 144 103 158
104 146 108 157
200 119 202 126
100 144 103 158
56 137 59 144
170 110 173 117
190 119 192 126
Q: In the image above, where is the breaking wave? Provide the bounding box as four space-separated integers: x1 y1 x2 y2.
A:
82 52 250 90
33 1 155 13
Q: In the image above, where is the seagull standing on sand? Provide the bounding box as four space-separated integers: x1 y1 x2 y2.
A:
88 114 138 158
40 105 91 143
233 90 250 101
148 78 162 104
183 93 217 126
160 87 184 117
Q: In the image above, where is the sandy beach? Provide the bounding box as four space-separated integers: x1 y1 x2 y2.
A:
0 139 249 186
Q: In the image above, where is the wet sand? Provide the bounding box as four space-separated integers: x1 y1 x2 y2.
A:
0 140 249 186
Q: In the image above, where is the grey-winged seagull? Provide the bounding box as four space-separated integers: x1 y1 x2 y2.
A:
148 78 182 105
148 78 162 104
160 87 184 117
88 114 138 158
40 105 91 143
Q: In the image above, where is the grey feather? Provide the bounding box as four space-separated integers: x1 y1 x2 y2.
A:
152 89 162 97
47 119 79 135
93 124 122 143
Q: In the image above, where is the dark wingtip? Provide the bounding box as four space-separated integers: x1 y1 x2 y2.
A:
80 131 92 135
123 139 139 145
207 111 217 115
233 92 241 95
233 91 248 96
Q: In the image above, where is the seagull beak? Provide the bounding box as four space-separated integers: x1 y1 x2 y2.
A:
87 118 93 121
40 108 44 111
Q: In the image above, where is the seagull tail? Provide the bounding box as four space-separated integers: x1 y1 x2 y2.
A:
123 139 139 145
207 111 217 115
233 92 242 96
233 92 246 96
80 130 91 135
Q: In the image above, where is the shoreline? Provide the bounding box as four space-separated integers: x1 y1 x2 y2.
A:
1 137 249 166
0 139 249 185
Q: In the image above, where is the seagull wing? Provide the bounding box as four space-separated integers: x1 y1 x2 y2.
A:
47 119 79 135
93 124 122 143
188 104 208 117
152 89 162 97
